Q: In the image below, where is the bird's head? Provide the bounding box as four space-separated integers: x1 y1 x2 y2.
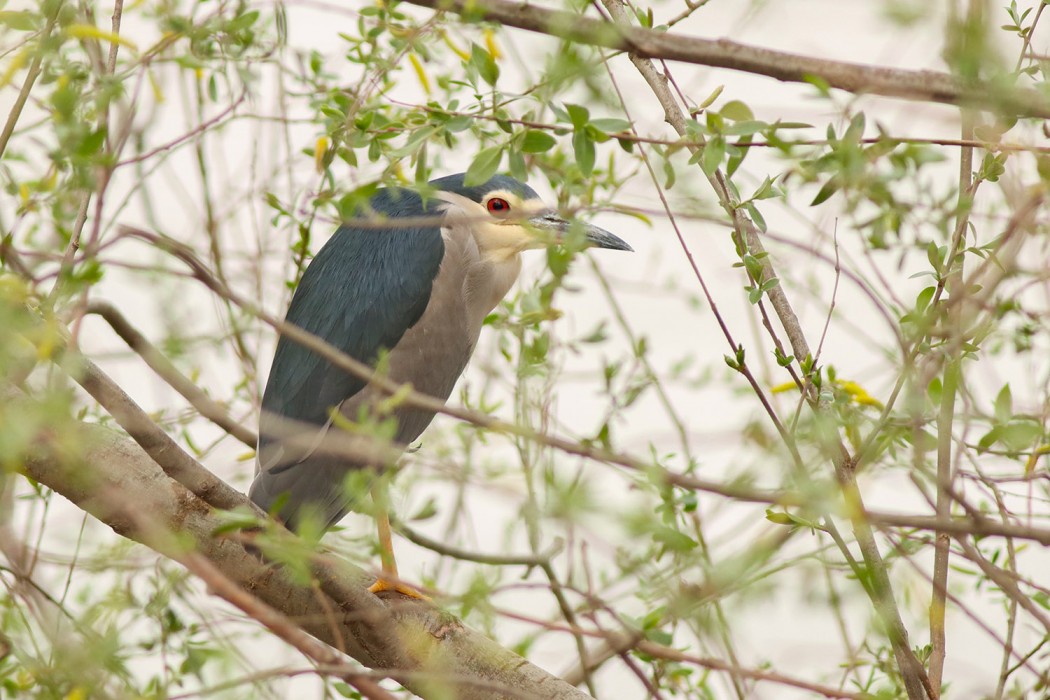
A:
430 173 632 262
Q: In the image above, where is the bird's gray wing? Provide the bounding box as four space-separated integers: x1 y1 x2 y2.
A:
257 188 445 468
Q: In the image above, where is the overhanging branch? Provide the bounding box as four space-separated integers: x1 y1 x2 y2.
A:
403 0 1050 119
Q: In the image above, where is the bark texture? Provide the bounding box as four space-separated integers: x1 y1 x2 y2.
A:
19 416 592 700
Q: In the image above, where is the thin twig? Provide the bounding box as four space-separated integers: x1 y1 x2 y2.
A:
0 9 60 161
84 301 256 447
396 520 564 567
928 104 976 698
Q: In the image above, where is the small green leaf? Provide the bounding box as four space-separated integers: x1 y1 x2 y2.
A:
726 135 752 178
845 112 866 142
588 117 631 133
765 509 796 526
663 156 676 189
470 43 499 86
994 384 1013 424
410 497 438 521
521 129 556 153
720 99 754 121
751 176 776 201
227 9 260 31
508 149 527 181
810 178 839 206
723 120 767 136
700 136 725 175
977 426 1001 452
652 526 698 552
745 201 766 232
698 85 724 110
927 241 945 273
999 420 1042 451
464 146 502 185
915 286 935 314
77 128 107 156
573 130 595 175
0 11 39 31
565 103 590 129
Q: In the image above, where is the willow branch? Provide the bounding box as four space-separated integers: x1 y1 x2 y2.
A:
83 300 256 447
15 402 593 700
404 0 1050 118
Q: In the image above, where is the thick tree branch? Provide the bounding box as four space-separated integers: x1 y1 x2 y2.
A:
16 409 593 700
403 0 1050 119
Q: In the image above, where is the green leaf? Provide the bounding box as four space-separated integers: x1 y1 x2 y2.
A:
698 84 724 109
765 509 823 530
464 146 502 186
723 120 767 136
750 176 776 201
720 99 754 121
588 118 631 133
927 241 945 273
979 153 1006 182
845 112 866 142
999 420 1042 451
573 129 595 176
915 286 935 314
652 526 698 552
410 497 438 521
77 128 107 156
521 129 556 153
508 149 527 181
726 135 752 178
391 125 437 157
700 136 725 175
470 43 499 85
227 9 260 31
977 426 1001 452
927 376 942 404
810 178 839 206
565 103 590 129
663 155 675 189
745 201 767 232
766 510 795 525
0 11 39 31
994 384 1012 424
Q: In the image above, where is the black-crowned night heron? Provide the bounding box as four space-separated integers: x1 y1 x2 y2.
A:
250 173 631 595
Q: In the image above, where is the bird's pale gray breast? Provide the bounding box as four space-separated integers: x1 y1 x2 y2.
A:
338 221 517 444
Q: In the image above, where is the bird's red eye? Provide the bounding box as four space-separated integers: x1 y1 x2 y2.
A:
486 197 510 214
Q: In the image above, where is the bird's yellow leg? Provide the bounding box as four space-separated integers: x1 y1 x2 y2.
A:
367 482 428 599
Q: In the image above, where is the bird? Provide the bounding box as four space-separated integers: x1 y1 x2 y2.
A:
250 172 631 595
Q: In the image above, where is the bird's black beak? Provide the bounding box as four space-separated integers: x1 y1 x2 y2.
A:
527 212 633 252
580 221 633 251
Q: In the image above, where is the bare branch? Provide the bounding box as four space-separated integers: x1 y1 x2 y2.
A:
84 300 257 447
16 401 594 700
403 0 1050 118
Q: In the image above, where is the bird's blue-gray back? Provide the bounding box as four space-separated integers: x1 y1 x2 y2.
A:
259 189 444 433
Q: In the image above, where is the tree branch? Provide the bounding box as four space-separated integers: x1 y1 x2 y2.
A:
403 0 1050 119
83 300 257 447
16 404 593 700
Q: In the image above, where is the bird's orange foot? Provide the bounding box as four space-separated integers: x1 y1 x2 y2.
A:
368 577 430 600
